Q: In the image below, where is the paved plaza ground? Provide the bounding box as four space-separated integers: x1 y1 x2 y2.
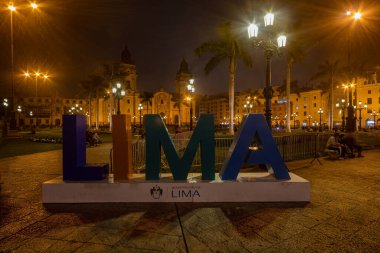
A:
0 144 379 252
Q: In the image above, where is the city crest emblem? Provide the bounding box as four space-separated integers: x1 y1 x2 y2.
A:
150 185 163 199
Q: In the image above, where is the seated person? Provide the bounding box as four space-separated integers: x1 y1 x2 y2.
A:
326 132 346 158
341 132 363 157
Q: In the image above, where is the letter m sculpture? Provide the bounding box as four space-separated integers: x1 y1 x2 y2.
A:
145 114 215 181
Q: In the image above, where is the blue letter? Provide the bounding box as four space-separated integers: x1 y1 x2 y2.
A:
145 114 215 180
63 115 108 181
220 114 290 180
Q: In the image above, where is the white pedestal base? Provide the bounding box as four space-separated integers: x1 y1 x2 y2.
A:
42 173 310 203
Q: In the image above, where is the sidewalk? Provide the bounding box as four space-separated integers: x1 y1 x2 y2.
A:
0 145 379 252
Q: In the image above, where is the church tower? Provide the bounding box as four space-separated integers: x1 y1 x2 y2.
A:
175 59 192 96
116 46 137 92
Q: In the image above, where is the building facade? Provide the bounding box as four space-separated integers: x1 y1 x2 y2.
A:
9 47 380 131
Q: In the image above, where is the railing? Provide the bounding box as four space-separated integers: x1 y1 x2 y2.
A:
132 132 378 172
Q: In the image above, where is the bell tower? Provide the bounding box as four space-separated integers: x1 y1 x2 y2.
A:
118 46 137 92
175 59 192 96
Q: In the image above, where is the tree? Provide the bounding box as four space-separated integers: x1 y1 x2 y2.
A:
282 21 308 132
80 74 108 129
195 21 252 135
139 91 154 114
311 60 341 131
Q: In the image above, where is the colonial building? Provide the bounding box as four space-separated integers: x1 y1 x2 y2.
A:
9 47 380 130
86 51 195 129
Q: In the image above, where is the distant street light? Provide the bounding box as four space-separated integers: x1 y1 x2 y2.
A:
112 83 125 115
318 108 324 132
68 104 83 115
344 10 363 132
187 78 195 131
291 113 298 129
23 71 49 96
8 2 40 129
138 103 143 128
248 12 287 128
244 99 253 114
371 111 379 129
336 98 348 131
307 115 312 127
355 101 367 131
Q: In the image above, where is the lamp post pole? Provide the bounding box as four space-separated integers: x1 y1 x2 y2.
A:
336 99 347 131
9 5 16 129
8 3 40 129
138 103 143 128
307 115 312 127
248 13 287 128
112 83 125 115
355 101 367 131
344 10 362 132
318 108 324 132
346 84 355 132
371 111 379 129
291 113 297 129
187 78 195 131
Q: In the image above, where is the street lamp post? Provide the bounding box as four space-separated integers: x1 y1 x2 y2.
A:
307 115 312 127
138 103 143 128
355 101 367 131
112 83 125 115
345 83 355 132
187 79 195 131
336 99 348 131
248 13 286 128
371 111 379 129
344 10 362 132
244 99 253 114
291 113 298 129
274 115 279 127
318 108 324 132
8 3 40 129
8 4 16 129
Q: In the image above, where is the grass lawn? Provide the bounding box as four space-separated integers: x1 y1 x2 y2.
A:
0 129 114 159
0 139 62 159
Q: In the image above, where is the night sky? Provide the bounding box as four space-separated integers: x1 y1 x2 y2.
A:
0 0 379 97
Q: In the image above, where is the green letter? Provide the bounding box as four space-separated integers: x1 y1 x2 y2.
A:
145 114 215 180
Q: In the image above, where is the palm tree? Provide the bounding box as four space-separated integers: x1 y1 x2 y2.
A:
80 74 108 129
283 24 308 132
195 21 252 135
311 60 341 131
139 91 154 114
79 79 96 128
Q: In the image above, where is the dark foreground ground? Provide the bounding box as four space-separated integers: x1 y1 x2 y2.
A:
0 144 379 252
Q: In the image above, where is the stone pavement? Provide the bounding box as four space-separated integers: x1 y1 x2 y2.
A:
0 144 379 252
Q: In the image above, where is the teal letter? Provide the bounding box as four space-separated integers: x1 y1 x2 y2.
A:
145 114 215 180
